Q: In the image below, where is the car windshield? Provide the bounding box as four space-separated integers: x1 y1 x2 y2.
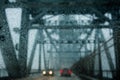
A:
0 0 117 80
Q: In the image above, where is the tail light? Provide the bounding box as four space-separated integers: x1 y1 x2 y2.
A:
68 70 72 74
60 69 63 74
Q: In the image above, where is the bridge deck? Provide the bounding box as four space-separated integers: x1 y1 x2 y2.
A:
16 71 80 80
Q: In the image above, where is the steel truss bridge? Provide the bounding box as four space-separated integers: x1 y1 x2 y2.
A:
0 0 120 80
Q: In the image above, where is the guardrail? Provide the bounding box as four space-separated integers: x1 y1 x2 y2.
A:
71 37 116 80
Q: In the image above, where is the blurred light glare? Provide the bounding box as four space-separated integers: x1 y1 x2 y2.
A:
49 71 53 74
43 71 46 74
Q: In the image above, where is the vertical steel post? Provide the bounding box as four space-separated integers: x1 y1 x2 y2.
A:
99 29 115 79
98 32 103 79
96 29 103 79
111 8 120 80
43 43 46 69
38 29 44 71
0 7 21 78
27 31 39 73
18 8 29 77
38 43 41 72
113 28 120 80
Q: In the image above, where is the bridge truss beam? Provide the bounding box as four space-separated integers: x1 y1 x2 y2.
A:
18 8 29 77
0 7 21 78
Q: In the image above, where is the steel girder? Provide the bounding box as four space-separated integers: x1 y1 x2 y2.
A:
84 43 89 56
90 34 97 76
28 0 117 3
0 0 6 7
90 7 120 29
90 7 117 80
42 43 47 69
44 30 58 51
44 30 60 68
0 7 21 78
29 11 47 24
29 25 114 29
28 10 60 71
37 39 95 44
111 8 120 80
84 41 92 74
99 29 115 79
79 29 93 51
27 10 48 72
23 0 120 9
38 30 42 72
86 7 117 79
18 8 29 77
38 44 41 71
113 28 120 80
26 0 120 15
3 1 120 16
27 31 39 73
96 29 103 79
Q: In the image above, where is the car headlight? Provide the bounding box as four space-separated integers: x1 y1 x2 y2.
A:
42 71 46 75
49 71 53 75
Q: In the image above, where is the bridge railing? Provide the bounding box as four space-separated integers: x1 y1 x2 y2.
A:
71 37 116 80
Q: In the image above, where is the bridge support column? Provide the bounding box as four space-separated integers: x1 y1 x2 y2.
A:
112 8 120 80
113 28 120 80
18 8 29 77
0 7 21 78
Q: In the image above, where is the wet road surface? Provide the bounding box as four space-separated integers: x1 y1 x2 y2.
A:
17 71 81 80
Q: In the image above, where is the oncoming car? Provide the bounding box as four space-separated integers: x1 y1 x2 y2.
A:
60 68 72 77
42 69 54 76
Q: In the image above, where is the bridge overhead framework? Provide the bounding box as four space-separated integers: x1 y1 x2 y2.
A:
0 0 120 80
